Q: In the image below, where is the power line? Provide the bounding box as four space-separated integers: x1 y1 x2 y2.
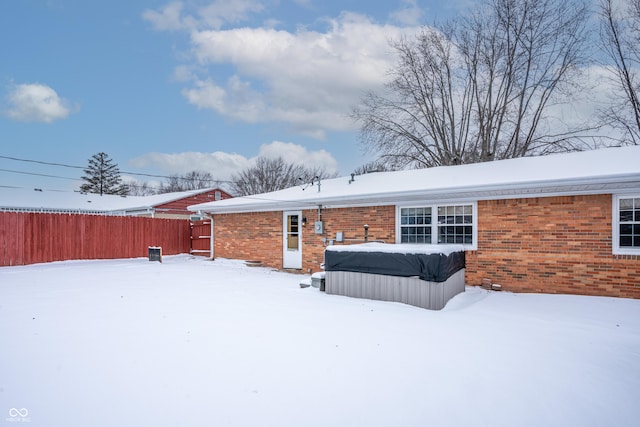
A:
0 167 228 194
0 154 234 183
0 168 80 181
0 155 84 170
0 153 329 204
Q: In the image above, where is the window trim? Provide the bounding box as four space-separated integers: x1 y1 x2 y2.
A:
396 202 478 250
613 194 640 255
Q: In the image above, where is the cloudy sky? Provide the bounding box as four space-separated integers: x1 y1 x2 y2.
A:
0 0 617 193
0 0 448 192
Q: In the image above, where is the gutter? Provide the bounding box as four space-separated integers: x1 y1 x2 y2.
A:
204 212 214 260
192 173 640 214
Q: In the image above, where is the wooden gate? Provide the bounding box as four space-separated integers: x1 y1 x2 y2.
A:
190 219 212 257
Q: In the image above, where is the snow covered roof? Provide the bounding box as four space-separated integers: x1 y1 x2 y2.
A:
0 187 223 215
189 146 640 214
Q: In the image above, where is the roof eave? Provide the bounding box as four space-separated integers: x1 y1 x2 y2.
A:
192 174 640 214
358 174 640 205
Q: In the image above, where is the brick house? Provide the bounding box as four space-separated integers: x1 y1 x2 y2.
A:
189 147 640 299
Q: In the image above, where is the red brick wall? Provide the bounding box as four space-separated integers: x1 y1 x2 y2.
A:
212 206 396 272
301 206 396 272
213 211 283 269
212 195 640 298
466 195 640 298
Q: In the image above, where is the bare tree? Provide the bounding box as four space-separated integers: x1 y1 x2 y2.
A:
599 0 640 145
126 181 157 196
352 160 396 175
158 170 218 193
353 0 590 168
230 157 336 196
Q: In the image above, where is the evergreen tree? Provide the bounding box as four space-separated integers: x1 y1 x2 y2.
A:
80 152 127 196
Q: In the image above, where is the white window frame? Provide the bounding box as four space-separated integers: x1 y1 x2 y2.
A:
396 201 478 250
613 194 640 255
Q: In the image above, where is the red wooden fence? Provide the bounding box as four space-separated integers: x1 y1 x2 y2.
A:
0 212 191 267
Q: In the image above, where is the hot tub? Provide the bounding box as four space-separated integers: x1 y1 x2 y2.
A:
324 243 465 310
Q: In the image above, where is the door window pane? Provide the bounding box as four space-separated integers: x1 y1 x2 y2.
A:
287 215 299 250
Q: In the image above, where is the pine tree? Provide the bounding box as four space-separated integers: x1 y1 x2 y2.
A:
80 152 127 196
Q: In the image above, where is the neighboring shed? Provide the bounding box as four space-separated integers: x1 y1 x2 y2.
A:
0 187 232 218
137 188 233 219
189 146 640 299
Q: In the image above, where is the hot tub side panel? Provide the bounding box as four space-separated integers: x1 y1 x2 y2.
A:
325 269 465 310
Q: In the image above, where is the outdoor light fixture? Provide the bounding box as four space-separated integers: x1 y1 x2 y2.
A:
302 217 307 226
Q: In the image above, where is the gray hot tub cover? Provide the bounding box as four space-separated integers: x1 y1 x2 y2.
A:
324 246 465 283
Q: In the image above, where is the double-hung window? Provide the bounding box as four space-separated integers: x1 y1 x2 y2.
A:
400 207 433 243
614 195 640 254
437 205 474 244
398 202 477 249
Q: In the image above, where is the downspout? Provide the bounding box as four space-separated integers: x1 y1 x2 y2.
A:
204 212 214 260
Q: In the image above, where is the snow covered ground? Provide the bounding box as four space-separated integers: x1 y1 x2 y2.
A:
1 255 639 427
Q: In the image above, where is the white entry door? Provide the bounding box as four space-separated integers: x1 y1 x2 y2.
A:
283 211 302 269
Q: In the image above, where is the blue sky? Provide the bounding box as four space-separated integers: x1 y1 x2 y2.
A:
0 0 466 192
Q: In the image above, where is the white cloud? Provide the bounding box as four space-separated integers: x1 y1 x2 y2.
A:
128 141 339 181
172 64 197 82
197 0 264 29
257 141 339 174
389 0 424 26
182 76 267 122
143 0 263 31
144 1 420 139
180 12 418 138
129 151 251 180
3 83 73 123
181 79 229 112
142 1 189 31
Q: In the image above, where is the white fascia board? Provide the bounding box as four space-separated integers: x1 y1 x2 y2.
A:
305 178 639 210
122 207 155 216
196 201 318 214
